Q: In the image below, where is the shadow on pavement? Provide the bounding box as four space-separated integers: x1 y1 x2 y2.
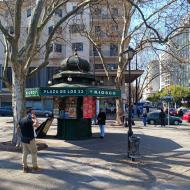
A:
0 132 190 190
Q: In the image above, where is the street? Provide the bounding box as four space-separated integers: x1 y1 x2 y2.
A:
0 117 190 190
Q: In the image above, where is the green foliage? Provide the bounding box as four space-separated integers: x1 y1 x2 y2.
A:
147 85 190 104
147 92 161 102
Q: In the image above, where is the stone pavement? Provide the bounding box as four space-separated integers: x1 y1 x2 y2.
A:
0 117 190 190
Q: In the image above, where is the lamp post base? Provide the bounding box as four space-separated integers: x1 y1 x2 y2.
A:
127 129 133 158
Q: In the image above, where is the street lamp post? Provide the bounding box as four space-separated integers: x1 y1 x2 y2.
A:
135 53 138 104
123 46 136 158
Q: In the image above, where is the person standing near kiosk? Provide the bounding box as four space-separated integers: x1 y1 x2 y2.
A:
19 109 40 173
97 109 106 138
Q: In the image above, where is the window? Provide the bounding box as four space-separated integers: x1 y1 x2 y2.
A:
110 43 118 56
95 64 103 69
48 26 53 35
69 24 84 33
55 9 62 17
72 6 83 14
111 8 118 16
93 46 101 56
95 26 101 33
54 44 62 53
49 44 53 52
94 8 101 16
72 43 83 51
56 26 62 34
111 24 118 32
107 63 117 70
27 8 31 17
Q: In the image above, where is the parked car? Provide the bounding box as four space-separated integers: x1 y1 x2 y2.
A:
147 111 182 125
177 107 189 114
182 112 190 122
169 108 178 116
0 107 13 116
32 109 53 117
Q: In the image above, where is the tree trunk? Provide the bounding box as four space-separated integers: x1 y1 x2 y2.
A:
11 67 26 146
115 78 124 125
116 98 123 125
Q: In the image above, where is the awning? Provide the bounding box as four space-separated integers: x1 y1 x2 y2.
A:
95 69 144 83
25 86 121 98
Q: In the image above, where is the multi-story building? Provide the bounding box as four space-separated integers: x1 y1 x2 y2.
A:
0 1 143 110
146 60 160 96
160 19 190 89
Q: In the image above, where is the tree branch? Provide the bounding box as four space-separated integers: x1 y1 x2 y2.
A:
23 0 44 70
28 0 98 76
14 0 23 42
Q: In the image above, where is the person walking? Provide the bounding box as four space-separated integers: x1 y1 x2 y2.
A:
137 107 141 118
159 108 166 127
19 109 40 173
97 109 106 138
178 109 184 118
142 110 147 127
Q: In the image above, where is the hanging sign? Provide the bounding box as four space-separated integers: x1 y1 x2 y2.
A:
83 96 96 118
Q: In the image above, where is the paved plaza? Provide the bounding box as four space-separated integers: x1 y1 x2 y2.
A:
0 117 190 190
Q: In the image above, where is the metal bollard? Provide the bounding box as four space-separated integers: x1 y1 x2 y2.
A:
129 135 141 161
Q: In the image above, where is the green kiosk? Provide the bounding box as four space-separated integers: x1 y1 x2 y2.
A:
25 52 121 140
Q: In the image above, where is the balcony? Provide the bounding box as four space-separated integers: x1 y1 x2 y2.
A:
92 14 123 20
90 50 118 58
95 69 144 83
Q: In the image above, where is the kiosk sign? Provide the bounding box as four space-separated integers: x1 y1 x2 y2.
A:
41 88 85 96
25 87 121 97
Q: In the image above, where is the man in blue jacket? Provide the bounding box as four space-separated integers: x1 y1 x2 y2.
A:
19 109 39 173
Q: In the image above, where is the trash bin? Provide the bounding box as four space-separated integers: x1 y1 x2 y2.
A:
129 135 141 160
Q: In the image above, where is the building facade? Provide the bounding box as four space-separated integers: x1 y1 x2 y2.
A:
146 60 160 96
160 21 190 89
0 1 143 110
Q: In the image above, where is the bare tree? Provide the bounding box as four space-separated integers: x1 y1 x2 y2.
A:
72 0 190 124
0 0 99 146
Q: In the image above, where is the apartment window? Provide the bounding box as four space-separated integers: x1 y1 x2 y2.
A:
54 44 62 53
110 44 118 56
95 26 101 33
47 67 59 82
49 44 53 52
48 26 53 35
69 24 84 33
26 67 46 88
111 8 118 16
95 64 103 69
93 46 101 56
55 9 62 17
27 8 31 17
72 43 83 51
111 24 118 32
94 8 101 16
107 63 117 70
72 6 83 14
56 26 62 34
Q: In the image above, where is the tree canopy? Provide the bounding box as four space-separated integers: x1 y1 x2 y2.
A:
147 85 190 105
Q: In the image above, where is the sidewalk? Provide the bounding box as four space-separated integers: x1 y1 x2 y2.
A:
0 118 190 190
